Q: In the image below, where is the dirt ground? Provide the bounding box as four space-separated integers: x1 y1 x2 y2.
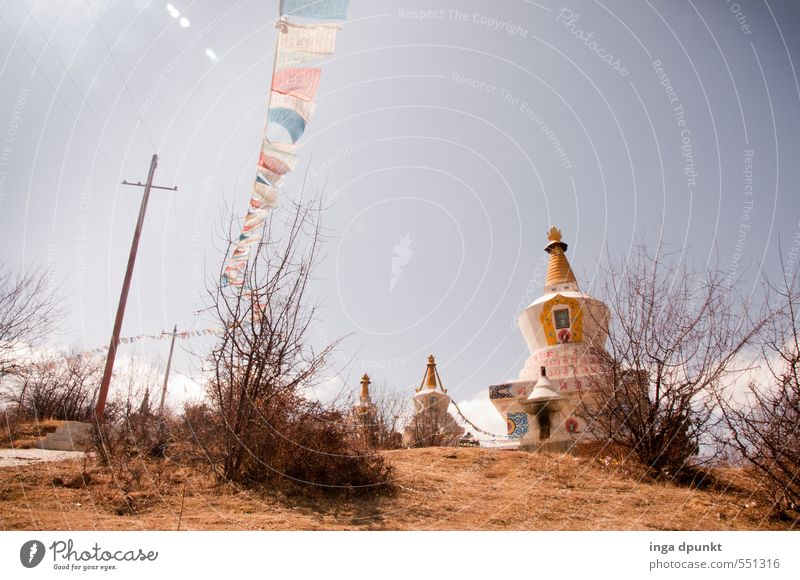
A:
0 448 87 468
0 446 793 531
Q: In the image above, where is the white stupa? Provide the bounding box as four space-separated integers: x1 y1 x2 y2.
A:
403 355 465 447
352 373 378 446
489 226 611 452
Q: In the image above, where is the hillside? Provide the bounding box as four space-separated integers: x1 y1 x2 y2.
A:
0 446 792 531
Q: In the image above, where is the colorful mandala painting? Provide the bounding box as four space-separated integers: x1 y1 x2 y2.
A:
506 412 529 438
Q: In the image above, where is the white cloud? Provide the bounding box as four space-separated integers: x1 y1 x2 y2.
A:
303 374 346 404
165 371 205 409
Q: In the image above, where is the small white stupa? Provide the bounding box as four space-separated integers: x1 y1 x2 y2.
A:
489 226 611 452
352 373 378 445
403 355 465 447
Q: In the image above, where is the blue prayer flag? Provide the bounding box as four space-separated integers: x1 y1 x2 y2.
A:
268 108 307 143
280 0 349 20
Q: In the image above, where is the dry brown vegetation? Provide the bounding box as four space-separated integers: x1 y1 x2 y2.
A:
0 446 794 531
1 418 63 449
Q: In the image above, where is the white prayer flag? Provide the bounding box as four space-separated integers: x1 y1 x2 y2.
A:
276 21 340 69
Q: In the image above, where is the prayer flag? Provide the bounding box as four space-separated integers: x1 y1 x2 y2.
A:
222 2 349 286
269 92 316 124
273 67 321 101
252 182 279 208
276 21 339 69
261 140 299 171
236 234 263 247
280 0 349 20
268 108 307 142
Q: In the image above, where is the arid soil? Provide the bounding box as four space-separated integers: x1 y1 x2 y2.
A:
0 445 793 531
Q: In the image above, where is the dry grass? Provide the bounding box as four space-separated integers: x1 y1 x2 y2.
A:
1 418 63 449
0 447 794 530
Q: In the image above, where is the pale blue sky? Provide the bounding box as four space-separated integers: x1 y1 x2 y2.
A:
1 0 798 415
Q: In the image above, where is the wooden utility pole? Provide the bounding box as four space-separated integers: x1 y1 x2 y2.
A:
159 324 178 414
94 154 177 423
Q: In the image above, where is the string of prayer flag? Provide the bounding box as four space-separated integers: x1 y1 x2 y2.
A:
223 0 350 286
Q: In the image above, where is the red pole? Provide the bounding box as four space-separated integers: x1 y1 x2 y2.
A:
94 154 159 423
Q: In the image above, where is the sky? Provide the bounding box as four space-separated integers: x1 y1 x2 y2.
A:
1 0 799 434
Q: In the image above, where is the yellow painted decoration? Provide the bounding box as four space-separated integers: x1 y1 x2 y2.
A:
539 294 584 346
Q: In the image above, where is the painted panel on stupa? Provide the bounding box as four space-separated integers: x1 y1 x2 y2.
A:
539 294 584 346
506 412 529 438
524 345 604 381
489 384 514 400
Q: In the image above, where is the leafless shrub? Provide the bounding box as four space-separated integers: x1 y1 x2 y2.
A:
91 391 180 515
1 351 104 421
0 262 64 380
348 381 404 450
174 401 221 465
239 397 393 497
202 196 393 496
581 242 763 476
721 267 800 518
404 399 462 448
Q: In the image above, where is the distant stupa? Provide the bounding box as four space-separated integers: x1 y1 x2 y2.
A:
489 226 610 452
403 355 465 447
352 373 378 446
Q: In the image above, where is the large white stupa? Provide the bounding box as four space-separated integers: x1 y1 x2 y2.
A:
489 226 610 452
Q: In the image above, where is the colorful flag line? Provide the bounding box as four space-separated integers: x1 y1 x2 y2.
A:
223 0 350 287
80 328 223 357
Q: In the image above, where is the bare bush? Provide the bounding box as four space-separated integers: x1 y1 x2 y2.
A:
93 360 174 471
203 197 393 495
349 380 404 450
0 262 63 379
1 351 104 421
581 242 762 475
722 269 800 517
175 401 222 465
404 399 462 448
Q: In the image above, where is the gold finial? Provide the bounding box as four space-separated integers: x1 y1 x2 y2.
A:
547 226 562 242
360 373 371 403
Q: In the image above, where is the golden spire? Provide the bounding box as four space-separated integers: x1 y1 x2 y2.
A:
360 373 371 404
544 225 577 289
416 354 447 392
425 355 438 389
